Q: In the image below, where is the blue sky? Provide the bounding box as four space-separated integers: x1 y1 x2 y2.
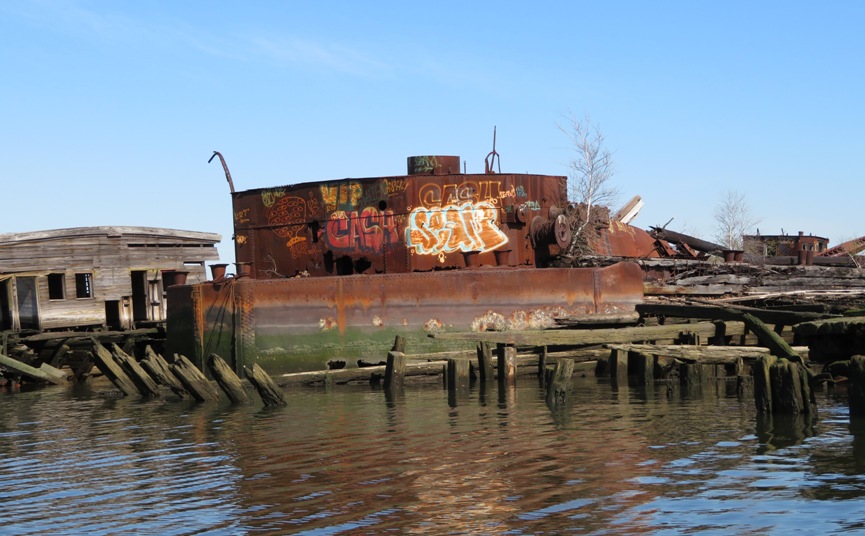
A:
2 1 863 268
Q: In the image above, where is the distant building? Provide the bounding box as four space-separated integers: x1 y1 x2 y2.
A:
0 227 220 332
743 231 829 256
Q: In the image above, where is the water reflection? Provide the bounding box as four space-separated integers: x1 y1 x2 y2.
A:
2 377 865 533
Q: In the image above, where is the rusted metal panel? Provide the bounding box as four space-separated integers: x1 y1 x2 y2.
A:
585 221 661 258
232 171 570 278
166 262 644 373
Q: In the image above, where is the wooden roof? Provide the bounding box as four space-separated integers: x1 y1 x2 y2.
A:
0 226 221 245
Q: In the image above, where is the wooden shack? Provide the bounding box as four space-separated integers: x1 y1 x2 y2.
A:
0 227 220 333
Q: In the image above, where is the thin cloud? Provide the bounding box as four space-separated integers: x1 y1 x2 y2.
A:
248 35 391 78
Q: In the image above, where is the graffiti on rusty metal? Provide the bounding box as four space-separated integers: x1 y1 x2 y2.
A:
385 178 408 196
261 187 286 208
405 201 508 256
234 207 251 225
268 196 308 238
415 180 527 209
324 207 398 252
321 182 363 212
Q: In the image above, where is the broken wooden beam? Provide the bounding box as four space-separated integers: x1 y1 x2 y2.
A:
604 344 807 365
0 353 69 386
742 314 804 364
433 321 745 347
637 302 839 325
555 311 641 327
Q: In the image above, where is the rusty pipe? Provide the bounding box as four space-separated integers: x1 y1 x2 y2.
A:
209 151 235 194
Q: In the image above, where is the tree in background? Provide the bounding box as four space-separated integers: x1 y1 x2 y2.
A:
713 190 760 250
558 113 619 255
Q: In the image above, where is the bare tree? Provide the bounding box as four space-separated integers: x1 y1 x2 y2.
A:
557 113 619 255
713 190 760 250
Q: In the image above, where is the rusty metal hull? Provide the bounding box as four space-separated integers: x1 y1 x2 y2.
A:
166 262 643 374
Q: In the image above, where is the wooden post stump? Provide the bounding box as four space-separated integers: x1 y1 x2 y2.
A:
208 353 251 404
631 352 654 384
608 348 628 379
754 354 777 413
171 354 220 402
770 359 798 414
763 357 814 415
546 358 574 405
497 344 517 387
141 346 187 397
447 358 470 393
110 344 160 397
538 346 549 386
391 335 406 354
849 356 865 417
477 342 494 383
91 339 140 397
245 362 287 406
679 363 703 390
384 351 406 392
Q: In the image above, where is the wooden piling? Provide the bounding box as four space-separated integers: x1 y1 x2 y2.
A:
546 358 574 405
769 359 804 414
754 354 776 413
608 348 629 379
631 353 654 384
679 362 704 390
447 358 470 392
476 342 494 383
538 345 548 386
110 344 160 397
171 354 220 402
208 353 251 404
384 351 406 391
91 339 140 397
497 344 517 387
755 355 814 415
140 346 187 397
849 356 865 417
391 335 406 354
245 363 287 406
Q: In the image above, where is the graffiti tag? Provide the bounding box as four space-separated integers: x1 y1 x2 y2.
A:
324 206 398 252
406 201 508 255
261 188 286 208
321 181 363 212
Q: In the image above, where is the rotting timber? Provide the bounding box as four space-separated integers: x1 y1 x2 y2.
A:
165 153 659 375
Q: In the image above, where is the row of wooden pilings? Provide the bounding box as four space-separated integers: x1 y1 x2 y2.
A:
86 312 865 420
88 335 577 410
89 339 287 407
383 337 576 407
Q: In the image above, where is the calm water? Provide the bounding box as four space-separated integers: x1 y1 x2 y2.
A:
1 375 865 535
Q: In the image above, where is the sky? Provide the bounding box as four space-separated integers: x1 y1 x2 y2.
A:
2 1 864 270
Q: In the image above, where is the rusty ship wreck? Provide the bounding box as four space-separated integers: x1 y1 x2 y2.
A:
165 152 661 374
